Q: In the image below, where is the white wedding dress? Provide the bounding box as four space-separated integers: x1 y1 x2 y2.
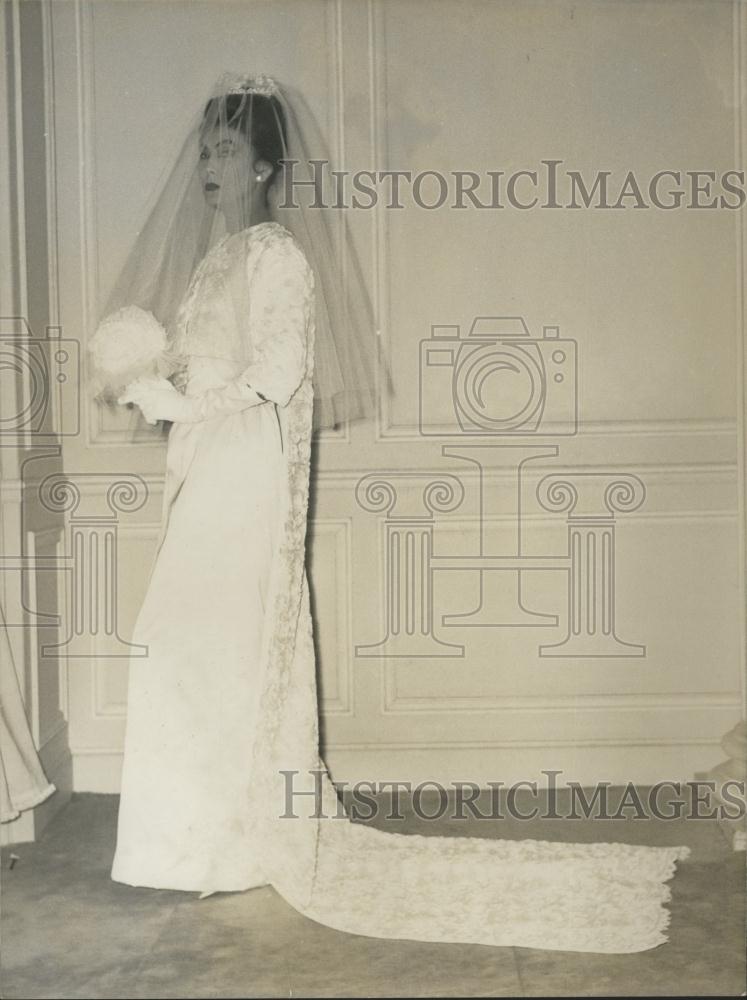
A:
112 221 689 952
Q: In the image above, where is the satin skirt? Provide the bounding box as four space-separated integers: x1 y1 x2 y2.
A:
111 358 285 892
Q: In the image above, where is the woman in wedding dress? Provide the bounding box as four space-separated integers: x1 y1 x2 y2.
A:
102 73 689 953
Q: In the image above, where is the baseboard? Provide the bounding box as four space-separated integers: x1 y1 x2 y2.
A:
69 742 728 796
323 743 729 787
71 749 123 793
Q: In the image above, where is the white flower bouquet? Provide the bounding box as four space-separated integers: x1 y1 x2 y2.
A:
88 305 184 401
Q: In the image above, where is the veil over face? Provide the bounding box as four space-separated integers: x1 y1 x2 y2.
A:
100 72 382 430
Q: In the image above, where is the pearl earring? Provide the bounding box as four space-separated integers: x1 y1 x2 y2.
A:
255 175 262 182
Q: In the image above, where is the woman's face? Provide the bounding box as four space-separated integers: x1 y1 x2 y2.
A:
198 125 255 215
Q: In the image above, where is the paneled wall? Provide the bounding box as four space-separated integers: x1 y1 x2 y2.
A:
47 0 745 792
1 0 73 844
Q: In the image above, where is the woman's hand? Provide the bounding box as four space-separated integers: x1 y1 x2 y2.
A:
119 374 268 425
118 376 200 425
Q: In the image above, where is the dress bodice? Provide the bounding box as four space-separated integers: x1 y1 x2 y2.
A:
171 221 314 387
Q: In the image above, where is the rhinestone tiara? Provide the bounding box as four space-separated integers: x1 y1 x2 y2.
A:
224 74 279 98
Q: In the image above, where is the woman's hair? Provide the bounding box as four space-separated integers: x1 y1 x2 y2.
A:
202 92 288 196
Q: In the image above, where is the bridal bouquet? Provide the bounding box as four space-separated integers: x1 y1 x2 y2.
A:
88 305 182 401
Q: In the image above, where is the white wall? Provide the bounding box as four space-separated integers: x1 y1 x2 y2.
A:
48 0 745 792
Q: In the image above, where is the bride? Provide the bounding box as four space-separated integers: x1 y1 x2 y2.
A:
100 73 688 953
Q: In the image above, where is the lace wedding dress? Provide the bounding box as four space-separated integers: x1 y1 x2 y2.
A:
112 221 689 952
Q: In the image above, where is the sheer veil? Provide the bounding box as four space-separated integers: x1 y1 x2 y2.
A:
98 71 382 431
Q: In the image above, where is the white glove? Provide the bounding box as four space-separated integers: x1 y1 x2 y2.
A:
118 375 266 425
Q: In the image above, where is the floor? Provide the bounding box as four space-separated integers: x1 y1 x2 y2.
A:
1 792 745 999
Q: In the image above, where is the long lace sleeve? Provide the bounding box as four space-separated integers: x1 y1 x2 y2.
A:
239 236 314 407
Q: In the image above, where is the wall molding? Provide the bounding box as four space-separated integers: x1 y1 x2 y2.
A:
69 735 732 794
312 518 355 715
327 735 728 751
381 689 744 716
381 418 740 446
16 457 734 491
734 0 747 717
